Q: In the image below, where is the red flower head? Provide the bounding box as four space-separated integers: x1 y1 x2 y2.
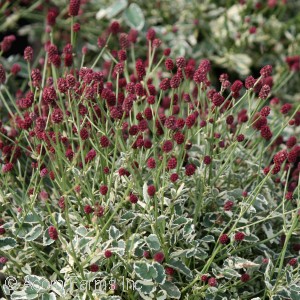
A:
234 232 245 241
147 185 156 197
99 185 108 195
90 264 99 272
69 0 80 16
48 226 58 240
0 64 6 84
224 200 234 211
104 250 112 258
260 65 272 77
208 277 217 287
153 252 165 263
240 273 251 282
110 21 120 35
219 234 230 245
162 140 173 153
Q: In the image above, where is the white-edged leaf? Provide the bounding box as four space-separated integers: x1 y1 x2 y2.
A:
159 281 181 299
166 259 192 278
145 234 161 251
152 262 166 285
24 275 50 293
200 235 215 243
106 0 127 18
0 237 17 250
43 228 55 246
135 280 156 295
134 262 157 280
51 280 65 297
108 225 122 240
123 3 145 31
41 293 57 300
25 225 43 241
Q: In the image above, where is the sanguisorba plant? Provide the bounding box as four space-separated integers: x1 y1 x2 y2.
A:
0 1 299 299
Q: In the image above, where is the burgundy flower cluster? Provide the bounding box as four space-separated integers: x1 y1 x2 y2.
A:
0 19 298 203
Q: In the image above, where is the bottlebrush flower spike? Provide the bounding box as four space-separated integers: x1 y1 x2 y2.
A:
69 0 80 16
260 65 272 77
208 277 217 287
153 252 164 263
241 274 251 282
286 55 300 71
48 226 58 240
245 76 256 89
259 85 271 99
0 35 15 53
2 162 13 173
234 232 245 241
219 234 230 244
0 64 6 84
286 136 297 148
273 150 288 166
104 249 112 258
224 201 234 211
110 21 120 35
11 64 21 75
90 264 99 272
147 185 156 197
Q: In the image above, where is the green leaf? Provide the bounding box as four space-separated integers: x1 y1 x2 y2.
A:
152 262 166 284
200 235 215 243
24 275 50 292
170 248 197 258
291 286 300 300
227 188 243 199
120 211 136 224
106 0 128 18
25 225 43 242
212 188 219 197
253 194 268 211
183 222 195 237
171 217 189 229
11 290 37 300
75 226 88 237
262 222 274 240
14 223 33 239
108 225 122 240
78 237 93 250
21 213 41 224
123 3 145 31
243 235 259 243
203 213 218 227
160 281 181 299
166 259 192 278
225 256 260 269
195 248 208 259
51 281 65 297
222 268 241 279
134 262 157 280
0 237 17 250
135 280 156 295
130 238 144 257
111 239 126 256
43 229 55 246
52 212 65 227
145 234 161 251
277 288 290 299
290 284 300 293
41 293 57 300
24 286 39 298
